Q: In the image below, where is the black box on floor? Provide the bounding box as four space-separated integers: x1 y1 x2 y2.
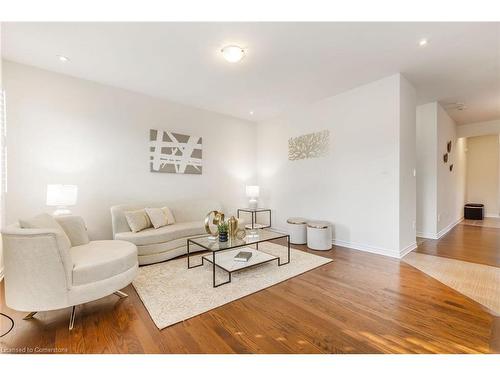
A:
464 203 484 220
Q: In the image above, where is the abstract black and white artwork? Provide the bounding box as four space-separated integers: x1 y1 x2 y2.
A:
149 129 202 174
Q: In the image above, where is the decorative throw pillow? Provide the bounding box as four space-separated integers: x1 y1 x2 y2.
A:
124 209 152 233
145 206 176 229
19 213 72 250
161 206 176 225
145 207 168 229
55 216 90 247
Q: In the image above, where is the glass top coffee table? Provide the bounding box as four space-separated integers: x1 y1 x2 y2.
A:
187 229 290 287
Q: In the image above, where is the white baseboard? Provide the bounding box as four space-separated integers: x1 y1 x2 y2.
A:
399 242 418 258
332 238 406 258
417 217 463 240
485 214 500 218
0 267 3 282
416 231 439 240
436 217 463 239
271 227 416 259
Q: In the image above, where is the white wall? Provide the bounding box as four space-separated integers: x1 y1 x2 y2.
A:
257 74 415 258
466 135 499 217
454 137 468 221
0 23 3 280
3 61 257 239
397 76 417 253
436 105 467 234
416 102 467 239
416 102 438 236
458 119 500 138
0 26 2 88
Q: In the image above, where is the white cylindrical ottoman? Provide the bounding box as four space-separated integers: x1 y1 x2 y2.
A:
286 217 308 244
307 221 332 251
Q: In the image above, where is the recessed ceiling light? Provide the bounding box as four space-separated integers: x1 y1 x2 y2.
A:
57 55 70 63
249 111 254 115
221 45 245 63
418 38 428 47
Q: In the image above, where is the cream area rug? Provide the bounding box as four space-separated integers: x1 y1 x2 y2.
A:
133 242 332 329
404 252 500 315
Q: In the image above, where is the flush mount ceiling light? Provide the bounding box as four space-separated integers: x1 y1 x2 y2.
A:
221 45 245 63
57 55 70 63
443 102 467 111
418 38 429 47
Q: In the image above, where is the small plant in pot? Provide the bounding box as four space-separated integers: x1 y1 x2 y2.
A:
217 222 229 242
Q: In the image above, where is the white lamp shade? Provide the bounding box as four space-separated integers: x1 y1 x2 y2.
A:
46 184 78 206
245 185 260 198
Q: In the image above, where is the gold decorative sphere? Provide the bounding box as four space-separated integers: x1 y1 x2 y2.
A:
204 210 225 236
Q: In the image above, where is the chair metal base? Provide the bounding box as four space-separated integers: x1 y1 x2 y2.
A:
114 290 128 298
69 306 76 330
23 311 37 320
24 290 128 331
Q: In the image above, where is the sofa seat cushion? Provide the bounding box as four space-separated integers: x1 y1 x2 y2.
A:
114 221 205 246
70 240 138 286
137 233 209 257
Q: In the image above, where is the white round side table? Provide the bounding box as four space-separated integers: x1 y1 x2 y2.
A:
286 217 308 244
307 221 332 251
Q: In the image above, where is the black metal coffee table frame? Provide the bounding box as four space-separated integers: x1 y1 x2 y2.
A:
187 231 290 288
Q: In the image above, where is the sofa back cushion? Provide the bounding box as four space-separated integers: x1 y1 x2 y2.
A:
168 200 222 223
162 207 176 225
111 199 222 235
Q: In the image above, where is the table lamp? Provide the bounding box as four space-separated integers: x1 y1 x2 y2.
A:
46 184 78 216
245 185 260 209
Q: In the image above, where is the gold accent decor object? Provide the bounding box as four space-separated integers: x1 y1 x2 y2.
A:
204 210 225 236
236 229 246 239
227 216 239 238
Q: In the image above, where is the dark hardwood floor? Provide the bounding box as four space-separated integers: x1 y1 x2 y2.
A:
1 233 499 354
416 221 500 268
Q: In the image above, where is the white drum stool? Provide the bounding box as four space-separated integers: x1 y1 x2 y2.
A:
307 221 332 251
286 217 308 244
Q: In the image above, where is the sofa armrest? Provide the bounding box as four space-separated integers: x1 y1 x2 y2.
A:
2 226 63 237
1 226 73 307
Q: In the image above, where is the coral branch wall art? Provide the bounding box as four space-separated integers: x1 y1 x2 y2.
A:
288 130 330 161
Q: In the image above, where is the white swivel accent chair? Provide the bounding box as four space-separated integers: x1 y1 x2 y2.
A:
1 214 138 330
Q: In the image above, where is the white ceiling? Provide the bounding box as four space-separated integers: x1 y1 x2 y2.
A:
2 22 499 124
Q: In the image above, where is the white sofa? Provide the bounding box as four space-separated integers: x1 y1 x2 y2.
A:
111 199 223 265
1 214 138 329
